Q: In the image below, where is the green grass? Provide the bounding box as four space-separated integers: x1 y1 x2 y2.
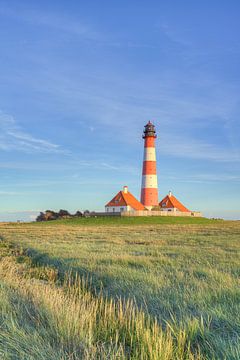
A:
0 219 239 359
31 215 221 226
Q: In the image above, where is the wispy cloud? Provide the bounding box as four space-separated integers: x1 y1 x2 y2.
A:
0 5 159 50
0 191 19 195
6 68 237 163
0 111 68 154
0 6 239 165
42 75 240 163
0 190 53 195
158 22 192 47
0 5 98 40
0 210 40 222
159 133 240 162
161 173 240 183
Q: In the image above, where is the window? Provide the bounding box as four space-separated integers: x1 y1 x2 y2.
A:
113 208 115 212
120 207 124 212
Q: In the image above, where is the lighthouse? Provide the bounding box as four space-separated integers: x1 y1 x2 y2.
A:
141 121 158 210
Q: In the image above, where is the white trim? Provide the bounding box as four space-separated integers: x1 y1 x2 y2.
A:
141 174 158 188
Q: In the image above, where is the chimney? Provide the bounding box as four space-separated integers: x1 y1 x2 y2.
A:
169 191 172 197
123 186 128 194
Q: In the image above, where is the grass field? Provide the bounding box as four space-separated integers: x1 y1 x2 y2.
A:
0 217 239 359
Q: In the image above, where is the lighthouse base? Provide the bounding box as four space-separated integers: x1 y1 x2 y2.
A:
144 206 154 211
140 188 158 210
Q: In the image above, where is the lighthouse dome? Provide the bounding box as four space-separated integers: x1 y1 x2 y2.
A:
143 121 157 139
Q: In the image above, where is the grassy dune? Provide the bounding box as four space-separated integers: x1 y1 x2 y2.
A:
31 215 217 226
0 217 239 359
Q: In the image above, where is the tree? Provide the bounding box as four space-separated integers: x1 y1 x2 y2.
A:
74 211 83 217
83 210 90 217
58 209 71 218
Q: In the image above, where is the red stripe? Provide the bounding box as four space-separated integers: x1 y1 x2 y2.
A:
142 161 157 175
140 188 158 207
144 137 155 148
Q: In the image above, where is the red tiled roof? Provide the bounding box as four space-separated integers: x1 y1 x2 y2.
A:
159 194 190 212
106 190 145 210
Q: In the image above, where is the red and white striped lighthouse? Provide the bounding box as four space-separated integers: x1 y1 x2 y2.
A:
141 121 158 210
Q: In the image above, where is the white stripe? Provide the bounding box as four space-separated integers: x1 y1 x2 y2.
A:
143 147 156 161
141 174 158 189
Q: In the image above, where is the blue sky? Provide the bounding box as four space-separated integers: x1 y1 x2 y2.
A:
0 0 239 221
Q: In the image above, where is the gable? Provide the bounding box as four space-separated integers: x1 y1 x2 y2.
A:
159 194 190 212
160 196 174 209
105 191 127 207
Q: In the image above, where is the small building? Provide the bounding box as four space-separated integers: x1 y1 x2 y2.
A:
105 186 145 213
159 191 190 212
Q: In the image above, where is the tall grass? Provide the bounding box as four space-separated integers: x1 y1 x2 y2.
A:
0 254 206 359
0 220 239 359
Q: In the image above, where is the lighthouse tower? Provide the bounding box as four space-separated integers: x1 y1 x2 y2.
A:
141 121 158 210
